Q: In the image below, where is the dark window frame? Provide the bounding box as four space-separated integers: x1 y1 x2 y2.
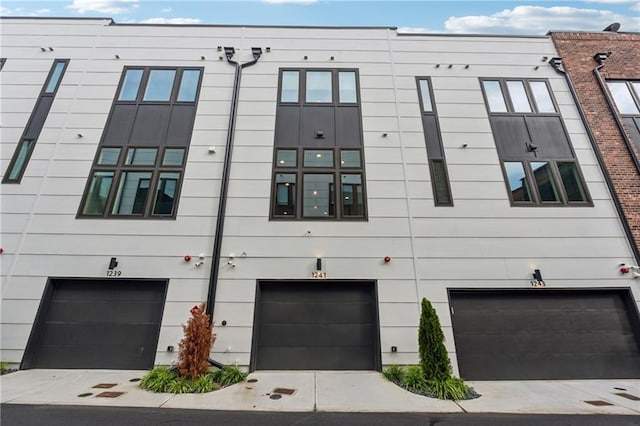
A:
416 76 453 206
115 66 203 105
278 68 361 106
607 80 640 116
480 78 559 115
3 59 70 184
0 58 6 71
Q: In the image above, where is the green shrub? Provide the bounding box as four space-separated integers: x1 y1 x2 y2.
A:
0 361 8 374
401 365 427 393
426 377 477 401
139 367 178 393
382 364 405 384
140 366 234 393
418 298 452 381
218 365 247 387
192 375 220 393
167 376 194 394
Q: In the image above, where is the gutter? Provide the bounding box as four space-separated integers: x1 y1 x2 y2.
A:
206 47 263 368
549 56 640 264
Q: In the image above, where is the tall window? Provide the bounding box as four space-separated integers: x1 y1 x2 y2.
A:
416 77 452 206
607 80 640 154
79 67 202 218
271 69 366 220
481 78 591 206
3 59 69 183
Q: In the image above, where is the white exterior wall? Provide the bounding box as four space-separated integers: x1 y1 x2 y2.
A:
1 18 638 373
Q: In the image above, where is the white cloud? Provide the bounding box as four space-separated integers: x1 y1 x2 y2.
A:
67 0 140 15
445 5 639 34
631 3 640 12
139 17 202 25
262 0 318 4
397 26 438 34
583 0 636 3
0 6 11 15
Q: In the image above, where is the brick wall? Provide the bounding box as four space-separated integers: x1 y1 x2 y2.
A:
551 31 640 260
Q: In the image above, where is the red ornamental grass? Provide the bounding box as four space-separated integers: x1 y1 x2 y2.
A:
178 303 216 379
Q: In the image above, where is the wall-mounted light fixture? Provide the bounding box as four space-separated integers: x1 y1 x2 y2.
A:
382 133 388 138
77 133 83 138
114 54 120 59
265 47 271 52
40 47 47 52
201 56 206 60
217 46 222 51
315 130 325 139
108 257 118 270
531 269 545 287
48 47 54 51
208 146 216 153
312 258 326 279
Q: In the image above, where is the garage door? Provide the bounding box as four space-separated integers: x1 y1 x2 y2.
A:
450 289 640 380
252 280 380 371
22 278 167 370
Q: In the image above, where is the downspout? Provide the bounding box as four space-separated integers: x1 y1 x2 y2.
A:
549 56 640 264
206 47 263 368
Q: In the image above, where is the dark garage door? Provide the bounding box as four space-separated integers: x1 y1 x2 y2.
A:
450 289 640 380
252 280 380 371
22 278 167 370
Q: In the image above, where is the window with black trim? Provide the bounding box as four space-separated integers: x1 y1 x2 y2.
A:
78 66 202 218
416 77 452 206
607 80 640 154
3 59 69 183
481 78 591 206
0 58 6 71
271 68 366 220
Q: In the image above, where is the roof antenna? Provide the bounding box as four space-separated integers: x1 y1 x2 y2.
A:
603 23 620 32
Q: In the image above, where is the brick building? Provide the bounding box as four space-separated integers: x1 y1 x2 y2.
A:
550 28 640 262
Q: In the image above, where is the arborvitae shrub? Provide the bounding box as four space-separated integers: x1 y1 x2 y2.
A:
418 298 452 381
178 303 216 379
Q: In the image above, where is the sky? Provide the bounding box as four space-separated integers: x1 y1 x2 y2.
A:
1 0 638 35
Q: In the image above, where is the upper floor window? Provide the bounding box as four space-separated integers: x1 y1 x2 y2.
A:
483 79 556 114
608 81 640 115
279 69 360 105
117 67 201 103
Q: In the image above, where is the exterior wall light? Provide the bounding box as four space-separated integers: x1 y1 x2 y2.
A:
108 257 118 270
531 269 545 287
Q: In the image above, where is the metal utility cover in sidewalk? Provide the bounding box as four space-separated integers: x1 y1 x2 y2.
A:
449 289 640 380
22 278 167 370
251 280 381 371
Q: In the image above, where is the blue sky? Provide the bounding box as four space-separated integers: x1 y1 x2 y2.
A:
1 1 639 34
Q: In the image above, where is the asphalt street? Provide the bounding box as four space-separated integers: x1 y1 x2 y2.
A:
2 405 639 426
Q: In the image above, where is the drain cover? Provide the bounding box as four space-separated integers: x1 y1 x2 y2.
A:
77 393 93 398
247 379 258 383
95 391 125 398
615 393 640 401
269 394 282 400
273 387 295 395
584 400 614 406
129 378 141 383
92 383 117 389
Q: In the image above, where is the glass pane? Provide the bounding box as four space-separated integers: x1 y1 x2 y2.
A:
303 174 334 217
177 69 200 102
306 71 332 103
281 71 299 102
431 160 451 205
97 147 121 165
339 71 357 103
558 162 588 202
633 82 640 100
81 171 114 215
341 174 364 217
504 162 531 202
163 148 185 166
483 80 507 112
276 149 296 167
118 69 143 101
530 81 555 113
607 82 639 114
531 161 560 202
153 172 180 215
304 150 333 167
340 150 361 168
507 81 532 112
7 140 35 180
143 69 176 101
126 148 157 165
274 173 296 216
112 171 152 215
44 61 66 94
418 79 433 112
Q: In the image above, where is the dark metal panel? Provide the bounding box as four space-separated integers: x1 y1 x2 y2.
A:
23 98 54 140
22 278 167 370
301 106 335 147
102 105 136 145
129 105 170 146
274 105 300 147
165 105 196 146
525 116 573 158
450 289 640 380
490 116 534 159
421 115 443 158
336 106 362 148
253 280 379 371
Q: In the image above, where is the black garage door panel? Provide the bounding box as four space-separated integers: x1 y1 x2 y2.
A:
253 281 380 371
23 279 167 370
450 290 640 380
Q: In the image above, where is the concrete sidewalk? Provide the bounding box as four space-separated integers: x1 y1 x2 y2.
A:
1 369 639 415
